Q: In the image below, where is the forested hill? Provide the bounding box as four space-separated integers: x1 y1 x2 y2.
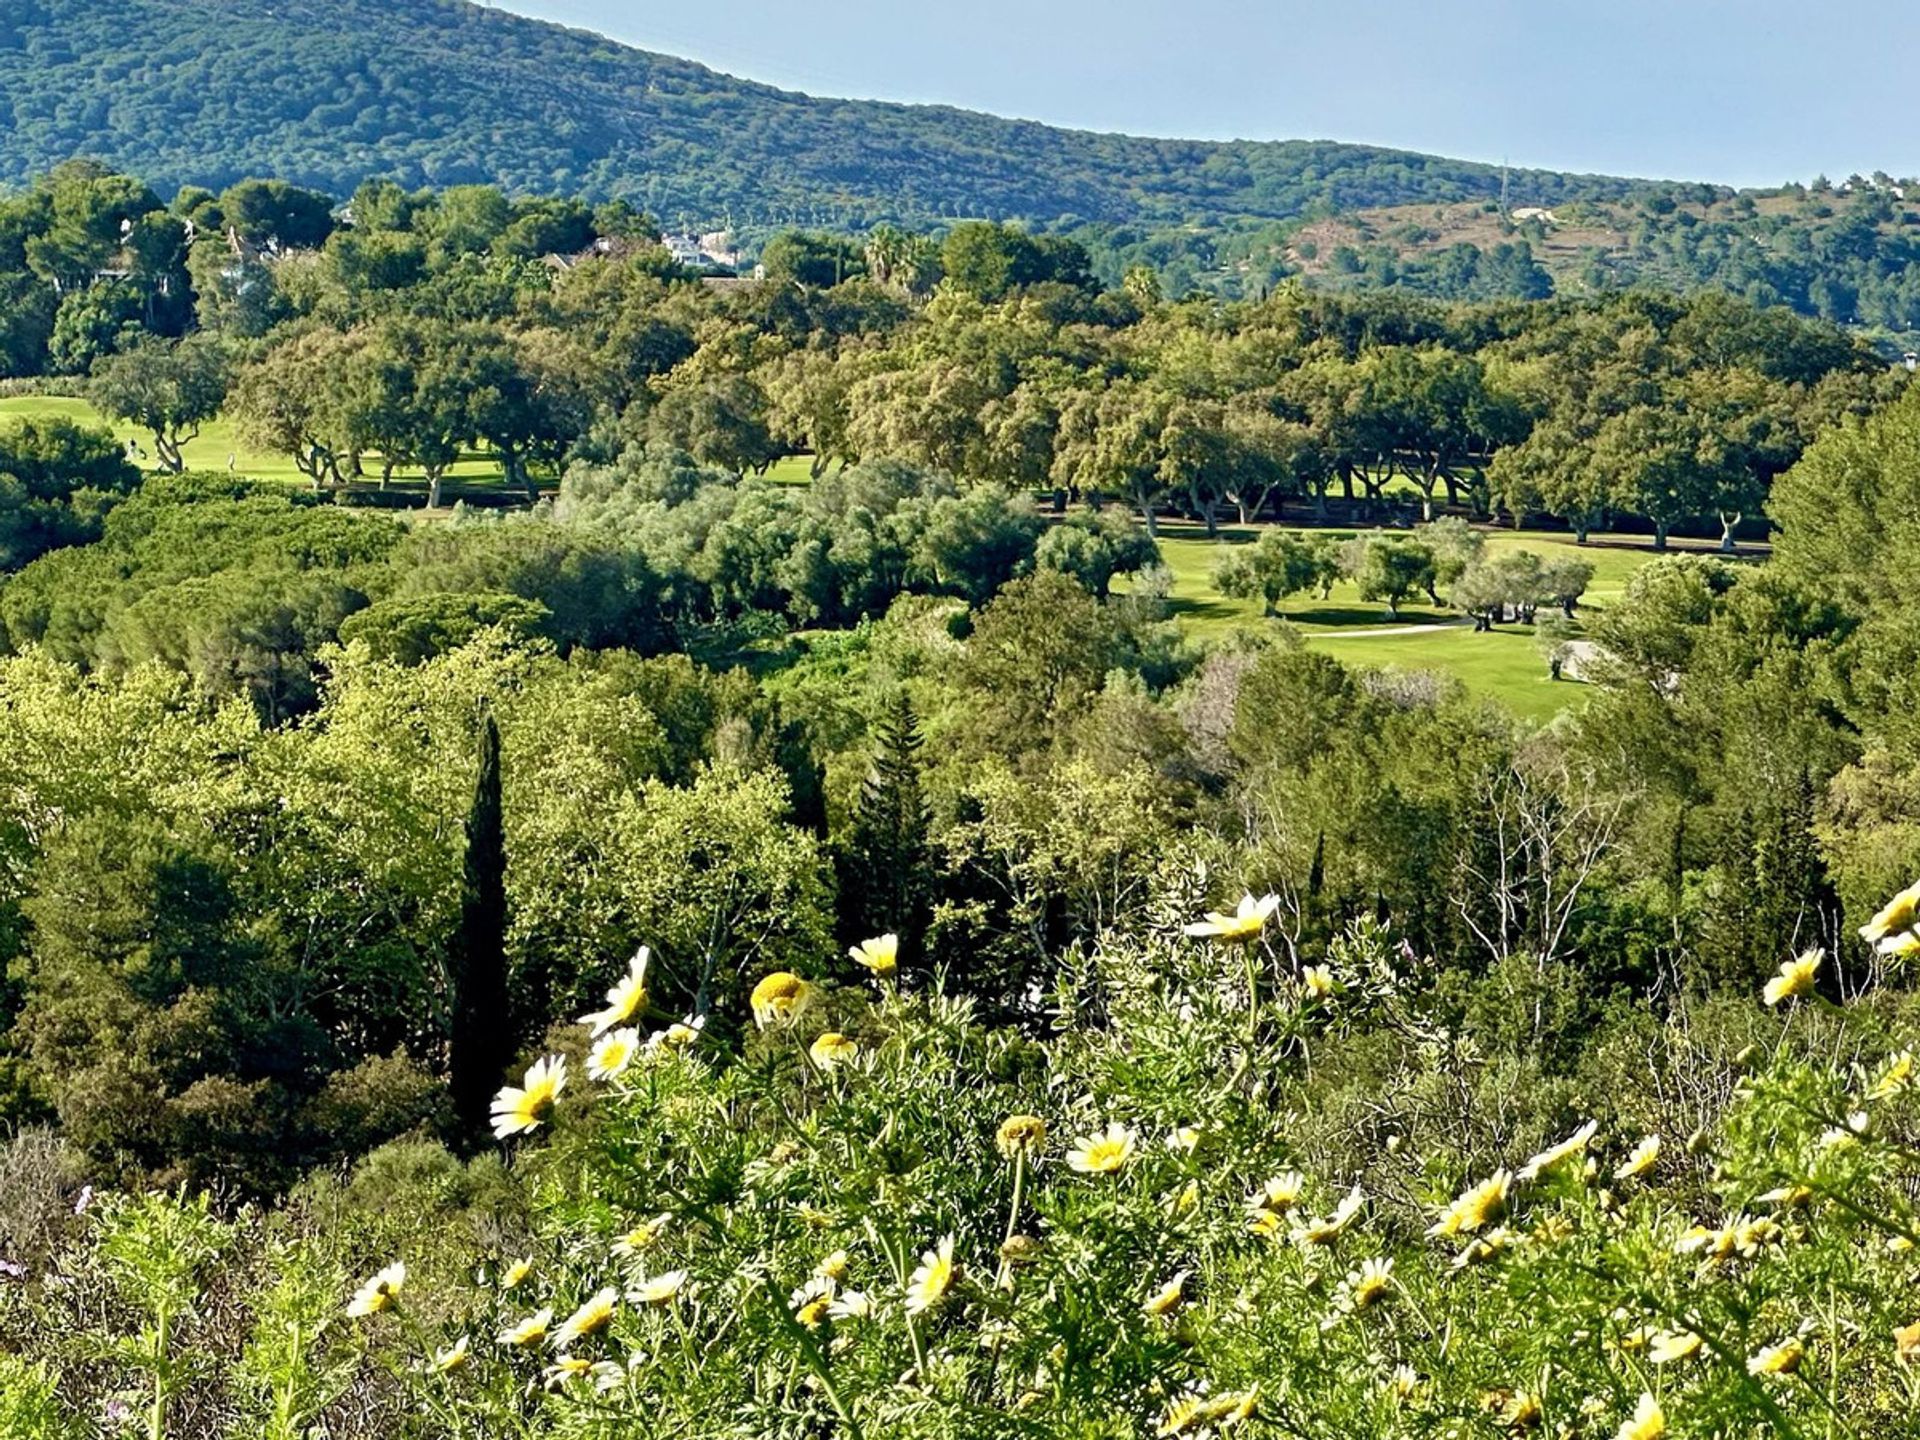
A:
0 0 1642 227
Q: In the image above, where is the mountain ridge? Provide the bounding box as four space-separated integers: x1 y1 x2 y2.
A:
0 0 1652 226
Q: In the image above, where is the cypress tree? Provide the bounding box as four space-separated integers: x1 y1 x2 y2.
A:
449 707 511 1147
836 692 933 957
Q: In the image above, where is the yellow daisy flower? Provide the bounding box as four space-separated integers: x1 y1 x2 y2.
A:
791 1275 836 1328
1293 1185 1366 1246
647 1015 705 1052
1614 1135 1660 1181
1450 1224 1518 1270
1616 1392 1665 1440
551 1288 619 1350
1429 1171 1512 1238
1497 1390 1543 1429
1065 1122 1137 1175
1885 930 1920 960
1647 1329 1702 1364
815 1249 851 1282
542 1356 594 1389
1895 1320 1920 1364
1247 1207 1285 1238
498 1307 553 1348
1859 880 1920 945
848 933 899 976
1301 965 1336 999
1677 1214 1780 1262
611 1215 670 1259
1252 1171 1305 1212
1869 1051 1915 1102
500 1256 533 1289
1157 1392 1208 1436
828 1289 875 1322
346 1261 406 1318
1182 892 1280 943
1206 1388 1259 1426
904 1235 956 1317
587 1027 641 1082
580 947 650 1037
808 1031 858 1069
1331 1256 1394 1317
1747 1337 1805 1376
1762 948 1822 1006
632 1270 687 1307
749 972 815 1029
428 1335 470 1373
491 1055 567 1140
1517 1121 1598 1183
995 1114 1048 1158
1143 1271 1188 1317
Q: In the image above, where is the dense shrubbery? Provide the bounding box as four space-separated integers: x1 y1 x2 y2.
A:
4 891 1918 1437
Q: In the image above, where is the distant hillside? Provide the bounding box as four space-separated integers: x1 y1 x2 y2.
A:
0 0 1646 228
1269 177 1920 331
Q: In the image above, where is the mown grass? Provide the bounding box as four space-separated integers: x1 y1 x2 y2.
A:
1150 522 1754 724
0 395 507 487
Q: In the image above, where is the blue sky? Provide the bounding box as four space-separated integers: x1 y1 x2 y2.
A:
495 1 1903 187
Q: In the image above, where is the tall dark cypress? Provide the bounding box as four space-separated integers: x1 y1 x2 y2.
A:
835 692 933 958
449 708 511 1146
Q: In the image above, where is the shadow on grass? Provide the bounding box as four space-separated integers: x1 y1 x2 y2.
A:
1165 597 1251 624
1281 608 1455 628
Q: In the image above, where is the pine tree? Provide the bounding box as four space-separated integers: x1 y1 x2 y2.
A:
448 708 511 1147
835 693 933 958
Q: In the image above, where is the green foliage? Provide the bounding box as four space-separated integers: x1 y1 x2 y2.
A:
90 333 233 472
1 111 1920 1440
1035 510 1162 597
0 3 1632 230
335 591 551 666
1340 533 1436 618
96 1190 231 1440
835 694 934 958
1213 530 1329 614
0 414 141 570
234 1239 353 1440
0 1355 80 1440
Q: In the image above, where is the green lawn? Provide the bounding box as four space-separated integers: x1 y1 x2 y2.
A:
762 454 824 486
0 394 506 488
1147 521 1753 724
1306 625 1573 724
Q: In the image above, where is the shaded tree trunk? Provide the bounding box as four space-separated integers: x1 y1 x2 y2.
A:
153 428 185 473
1131 481 1160 538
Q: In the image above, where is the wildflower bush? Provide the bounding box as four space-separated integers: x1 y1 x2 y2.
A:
6 888 1920 1438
